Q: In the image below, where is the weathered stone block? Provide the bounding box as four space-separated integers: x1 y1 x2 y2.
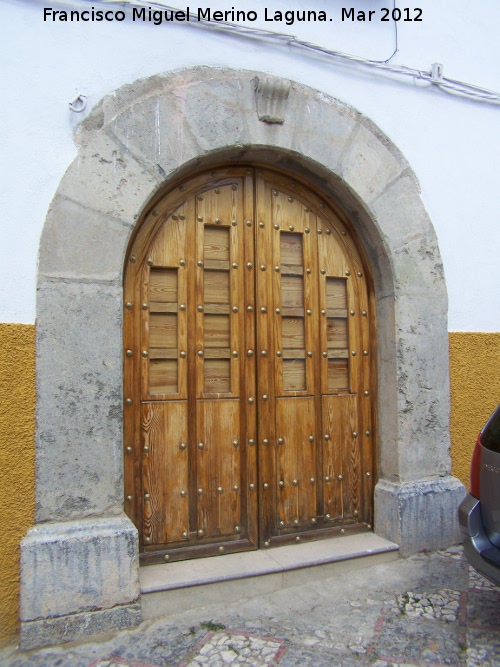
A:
108 70 360 186
110 74 254 175
179 76 254 153
288 94 359 174
374 477 466 556
20 515 141 648
59 130 162 225
370 172 433 249
20 603 141 651
391 296 451 480
340 123 406 204
21 516 140 620
36 280 123 521
39 196 132 281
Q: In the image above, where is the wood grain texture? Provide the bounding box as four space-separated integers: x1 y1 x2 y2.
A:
142 401 188 544
123 166 375 561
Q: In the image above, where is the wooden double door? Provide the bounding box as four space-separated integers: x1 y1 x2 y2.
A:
124 167 375 564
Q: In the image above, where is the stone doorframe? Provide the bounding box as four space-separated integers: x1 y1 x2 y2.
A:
21 67 464 649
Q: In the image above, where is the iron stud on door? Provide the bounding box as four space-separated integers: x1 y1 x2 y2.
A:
123 167 375 562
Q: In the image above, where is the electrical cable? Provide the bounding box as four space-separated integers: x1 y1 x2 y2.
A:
38 0 500 105
381 0 399 64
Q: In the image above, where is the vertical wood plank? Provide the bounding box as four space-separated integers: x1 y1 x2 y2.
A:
322 394 358 521
276 397 316 526
124 166 376 560
196 400 241 539
359 268 374 525
142 401 189 544
123 254 142 535
255 173 276 543
243 169 258 547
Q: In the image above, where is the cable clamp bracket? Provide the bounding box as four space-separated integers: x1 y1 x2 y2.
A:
69 94 88 113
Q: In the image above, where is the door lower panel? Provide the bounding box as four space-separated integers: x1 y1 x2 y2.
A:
124 166 375 564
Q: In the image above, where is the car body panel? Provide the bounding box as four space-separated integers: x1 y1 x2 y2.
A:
458 403 500 587
480 446 500 548
459 493 500 585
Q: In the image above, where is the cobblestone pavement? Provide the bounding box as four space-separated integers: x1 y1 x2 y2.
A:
2 546 499 667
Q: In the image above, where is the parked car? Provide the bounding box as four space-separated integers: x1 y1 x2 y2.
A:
459 403 500 586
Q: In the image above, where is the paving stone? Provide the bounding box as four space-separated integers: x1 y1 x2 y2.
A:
466 590 500 629
89 659 161 667
468 566 497 591
374 614 462 665
465 628 500 667
1 547 499 667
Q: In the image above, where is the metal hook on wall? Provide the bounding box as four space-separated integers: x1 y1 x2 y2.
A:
69 94 88 113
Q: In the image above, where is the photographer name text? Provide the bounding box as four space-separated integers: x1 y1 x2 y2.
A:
43 6 423 27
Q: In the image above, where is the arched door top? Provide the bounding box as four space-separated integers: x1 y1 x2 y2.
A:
23 66 463 650
124 166 376 563
36 66 460 552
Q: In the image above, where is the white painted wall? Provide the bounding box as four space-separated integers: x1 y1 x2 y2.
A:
1 0 499 329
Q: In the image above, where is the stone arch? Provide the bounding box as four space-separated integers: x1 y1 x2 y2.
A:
22 67 464 649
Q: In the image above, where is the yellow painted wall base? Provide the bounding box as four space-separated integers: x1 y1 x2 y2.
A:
0 324 35 646
0 327 497 644
449 332 500 490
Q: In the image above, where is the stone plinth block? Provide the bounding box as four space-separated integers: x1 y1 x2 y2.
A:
20 515 141 649
374 477 466 556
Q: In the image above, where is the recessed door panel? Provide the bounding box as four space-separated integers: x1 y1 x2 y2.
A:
196 400 243 540
276 397 316 528
123 167 375 563
142 401 189 545
322 394 359 522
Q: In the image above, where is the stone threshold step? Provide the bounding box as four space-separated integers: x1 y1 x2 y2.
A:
140 532 399 619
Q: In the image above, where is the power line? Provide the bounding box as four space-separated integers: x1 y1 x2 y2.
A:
39 0 500 105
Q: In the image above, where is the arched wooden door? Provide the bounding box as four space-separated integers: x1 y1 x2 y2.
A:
124 167 376 564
